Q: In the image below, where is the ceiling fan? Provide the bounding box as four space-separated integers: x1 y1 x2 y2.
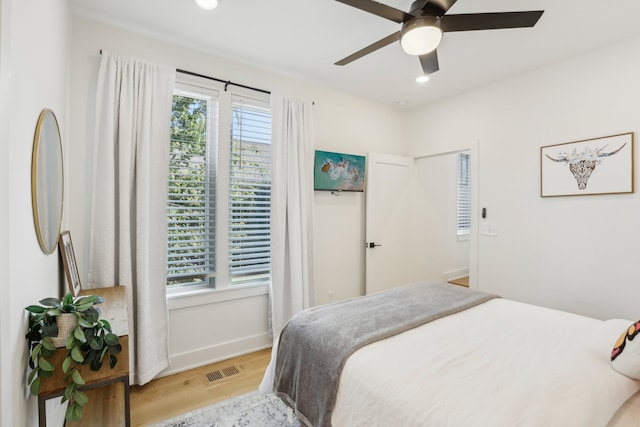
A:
335 0 544 76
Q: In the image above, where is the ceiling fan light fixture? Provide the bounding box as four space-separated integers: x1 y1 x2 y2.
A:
400 17 442 56
195 0 218 10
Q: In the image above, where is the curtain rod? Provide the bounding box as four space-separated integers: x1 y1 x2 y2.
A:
99 49 270 95
177 69 271 95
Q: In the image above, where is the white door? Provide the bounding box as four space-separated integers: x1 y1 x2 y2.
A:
365 153 414 295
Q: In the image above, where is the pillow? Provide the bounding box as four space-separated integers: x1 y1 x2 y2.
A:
611 320 640 379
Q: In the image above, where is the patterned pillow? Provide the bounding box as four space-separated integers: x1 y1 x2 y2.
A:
611 320 640 379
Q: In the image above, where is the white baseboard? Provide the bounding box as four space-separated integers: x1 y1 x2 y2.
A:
161 333 273 378
442 267 469 282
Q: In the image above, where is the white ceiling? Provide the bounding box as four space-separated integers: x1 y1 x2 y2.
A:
70 0 640 110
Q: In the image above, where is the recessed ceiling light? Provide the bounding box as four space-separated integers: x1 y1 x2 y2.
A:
195 0 218 10
416 75 430 83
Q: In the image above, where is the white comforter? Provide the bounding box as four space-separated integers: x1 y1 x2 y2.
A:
262 298 640 426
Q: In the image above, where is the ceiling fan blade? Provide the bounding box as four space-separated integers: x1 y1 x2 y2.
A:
335 32 401 66
335 0 411 24
420 0 458 17
441 11 544 32
419 50 439 75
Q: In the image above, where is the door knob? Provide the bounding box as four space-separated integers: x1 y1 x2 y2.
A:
366 242 382 248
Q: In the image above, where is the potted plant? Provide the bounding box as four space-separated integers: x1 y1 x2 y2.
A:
25 292 122 422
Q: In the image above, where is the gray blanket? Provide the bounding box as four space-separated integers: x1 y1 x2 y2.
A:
273 281 499 427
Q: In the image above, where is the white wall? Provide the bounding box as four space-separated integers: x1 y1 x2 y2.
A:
0 0 70 425
0 1 11 424
406 34 640 321
411 153 470 282
68 15 405 375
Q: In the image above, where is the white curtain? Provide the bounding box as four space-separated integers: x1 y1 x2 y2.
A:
88 51 176 385
270 93 316 339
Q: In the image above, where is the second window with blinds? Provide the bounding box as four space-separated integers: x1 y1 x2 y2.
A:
167 77 271 293
457 151 471 240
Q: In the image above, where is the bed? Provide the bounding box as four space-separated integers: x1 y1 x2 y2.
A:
260 281 640 426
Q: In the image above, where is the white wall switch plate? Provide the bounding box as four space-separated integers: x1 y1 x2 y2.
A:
480 223 498 236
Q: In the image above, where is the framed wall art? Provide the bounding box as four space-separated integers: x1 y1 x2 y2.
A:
540 132 634 197
58 230 82 296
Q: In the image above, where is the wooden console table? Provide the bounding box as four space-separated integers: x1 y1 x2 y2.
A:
37 286 130 427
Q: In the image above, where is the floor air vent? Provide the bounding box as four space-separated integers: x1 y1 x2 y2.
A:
204 365 242 385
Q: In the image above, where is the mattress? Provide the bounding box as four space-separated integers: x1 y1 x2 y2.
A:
262 297 640 426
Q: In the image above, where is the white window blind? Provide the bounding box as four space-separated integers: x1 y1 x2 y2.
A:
457 151 471 236
167 88 218 287
228 95 271 286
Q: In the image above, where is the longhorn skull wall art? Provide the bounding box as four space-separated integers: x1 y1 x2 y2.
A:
546 144 626 190
540 133 634 197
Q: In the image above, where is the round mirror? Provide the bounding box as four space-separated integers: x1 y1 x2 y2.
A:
31 109 64 254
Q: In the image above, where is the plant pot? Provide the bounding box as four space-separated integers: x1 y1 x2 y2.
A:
50 313 78 347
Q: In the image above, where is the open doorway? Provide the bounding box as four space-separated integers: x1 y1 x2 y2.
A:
409 144 478 290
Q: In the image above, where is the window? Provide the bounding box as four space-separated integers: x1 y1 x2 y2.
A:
456 152 471 237
167 85 218 288
167 79 271 292
228 96 271 286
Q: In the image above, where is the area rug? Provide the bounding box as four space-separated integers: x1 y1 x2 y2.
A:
149 390 301 427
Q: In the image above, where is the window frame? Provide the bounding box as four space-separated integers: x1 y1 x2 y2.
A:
167 81 219 294
167 75 271 298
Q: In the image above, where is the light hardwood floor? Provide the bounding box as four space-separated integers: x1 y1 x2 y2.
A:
67 348 272 427
447 276 469 287
131 348 272 426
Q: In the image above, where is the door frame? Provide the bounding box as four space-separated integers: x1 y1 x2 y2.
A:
413 140 479 290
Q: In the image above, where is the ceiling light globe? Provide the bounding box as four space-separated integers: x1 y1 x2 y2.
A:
401 17 442 56
195 0 218 10
416 75 430 83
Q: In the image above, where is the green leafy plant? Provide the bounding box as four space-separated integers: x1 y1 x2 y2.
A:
25 293 122 422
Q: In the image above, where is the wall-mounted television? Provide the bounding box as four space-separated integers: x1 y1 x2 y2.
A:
314 150 366 192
